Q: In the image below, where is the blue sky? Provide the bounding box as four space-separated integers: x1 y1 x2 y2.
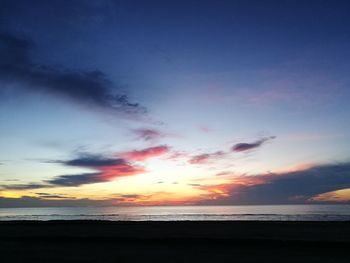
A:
0 0 350 206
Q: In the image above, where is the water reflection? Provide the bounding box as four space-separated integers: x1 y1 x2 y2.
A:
0 205 350 221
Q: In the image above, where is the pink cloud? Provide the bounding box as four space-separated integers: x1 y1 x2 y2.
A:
99 162 146 180
120 145 170 161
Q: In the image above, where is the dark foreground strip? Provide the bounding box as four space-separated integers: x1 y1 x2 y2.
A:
1 236 350 248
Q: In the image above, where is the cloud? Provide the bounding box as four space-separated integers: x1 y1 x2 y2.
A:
111 193 156 203
131 128 166 141
55 154 127 167
215 171 234 176
232 136 276 152
35 193 71 199
120 145 170 161
188 151 225 165
310 188 350 203
0 32 145 116
46 172 106 187
118 194 141 199
1 153 145 189
0 196 116 208
196 162 350 204
0 191 178 207
165 151 189 161
1 183 51 190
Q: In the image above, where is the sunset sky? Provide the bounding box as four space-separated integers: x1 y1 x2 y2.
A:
1 0 350 207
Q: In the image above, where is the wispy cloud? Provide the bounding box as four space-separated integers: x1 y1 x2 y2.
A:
131 128 166 141
46 173 108 187
187 135 276 165
1 183 51 190
165 151 189 161
0 196 115 208
232 136 276 152
0 32 145 117
188 151 225 165
35 192 72 199
120 145 170 161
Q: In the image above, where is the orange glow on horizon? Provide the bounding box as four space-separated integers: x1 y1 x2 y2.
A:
310 188 350 203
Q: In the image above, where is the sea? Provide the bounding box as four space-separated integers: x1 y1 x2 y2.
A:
1 205 350 221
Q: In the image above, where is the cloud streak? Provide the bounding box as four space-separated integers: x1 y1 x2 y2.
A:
131 128 166 141
232 136 276 152
0 196 116 208
0 32 145 116
1 153 145 189
120 145 170 161
188 151 225 165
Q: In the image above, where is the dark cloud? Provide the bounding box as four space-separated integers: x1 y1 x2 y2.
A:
1 153 145 189
35 193 71 199
52 153 145 178
0 192 155 208
1 183 51 190
0 196 116 208
232 136 276 152
41 195 70 199
188 151 225 165
132 128 166 141
0 32 145 116
53 154 127 167
46 172 104 187
198 162 350 205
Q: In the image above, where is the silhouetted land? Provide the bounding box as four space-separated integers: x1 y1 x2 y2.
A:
1 221 350 262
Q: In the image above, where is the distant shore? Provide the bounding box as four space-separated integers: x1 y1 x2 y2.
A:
1 221 350 262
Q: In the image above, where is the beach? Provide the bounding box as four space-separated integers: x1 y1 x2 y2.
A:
1 221 349 262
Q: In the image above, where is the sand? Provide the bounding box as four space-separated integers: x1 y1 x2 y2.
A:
1 221 349 262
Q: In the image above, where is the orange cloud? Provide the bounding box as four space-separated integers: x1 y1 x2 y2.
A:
194 175 268 200
310 188 350 203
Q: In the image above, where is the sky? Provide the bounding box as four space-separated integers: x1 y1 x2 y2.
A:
0 0 350 207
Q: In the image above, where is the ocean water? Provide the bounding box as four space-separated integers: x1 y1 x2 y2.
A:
1 205 350 221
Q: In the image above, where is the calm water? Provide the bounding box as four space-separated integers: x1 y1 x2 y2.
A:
0 205 350 221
